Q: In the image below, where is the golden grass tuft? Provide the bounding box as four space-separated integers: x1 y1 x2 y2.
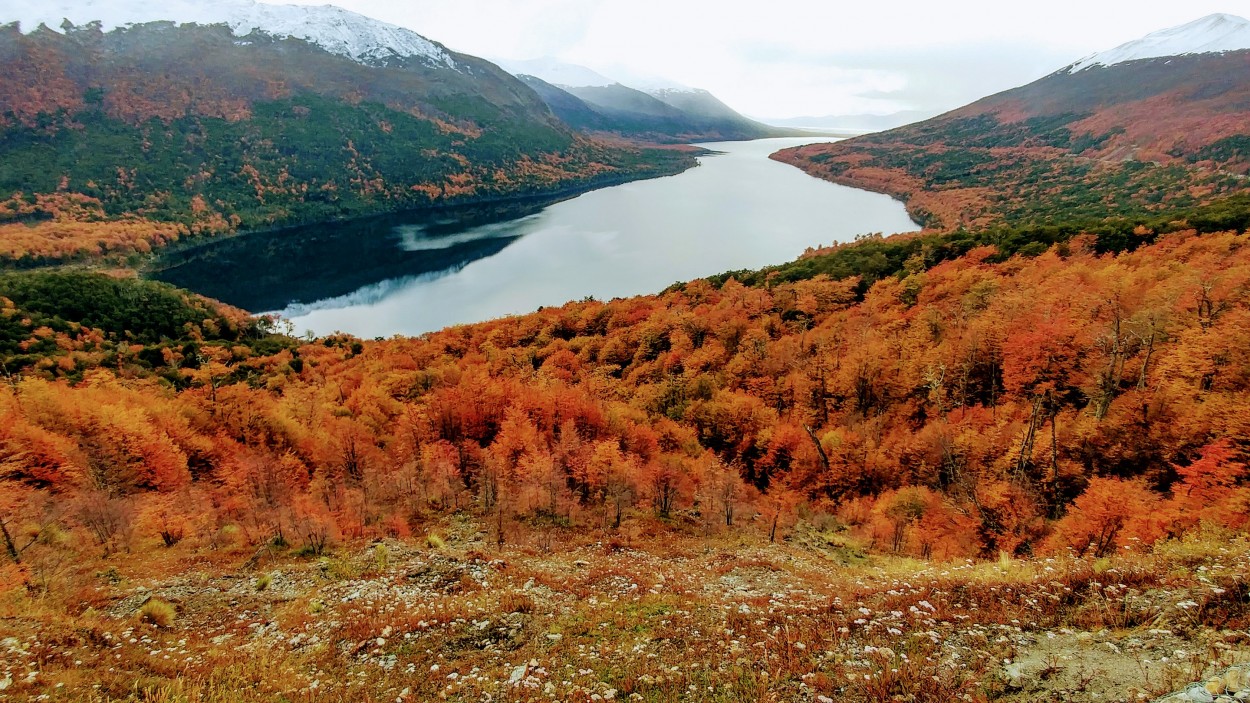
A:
139 598 176 628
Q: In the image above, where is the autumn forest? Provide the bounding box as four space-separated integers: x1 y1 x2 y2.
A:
3 224 1249 566
3 6 1250 703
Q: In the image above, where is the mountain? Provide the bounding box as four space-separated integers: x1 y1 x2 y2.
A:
494 56 686 92
645 87 811 140
15 0 459 68
494 57 615 88
564 84 686 121
0 0 697 264
1066 12 1250 72
497 57 796 142
772 14 1250 231
518 77 793 142
514 75 617 133
647 87 771 129
5 13 1250 701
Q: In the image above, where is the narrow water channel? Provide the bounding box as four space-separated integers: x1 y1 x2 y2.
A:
153 137 919 337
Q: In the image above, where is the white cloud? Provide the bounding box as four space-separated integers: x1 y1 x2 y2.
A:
277 0 1249 117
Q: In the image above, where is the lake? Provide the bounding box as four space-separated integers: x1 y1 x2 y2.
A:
151 138 919 337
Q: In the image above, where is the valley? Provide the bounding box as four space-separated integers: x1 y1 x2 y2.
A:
1 4 1250 703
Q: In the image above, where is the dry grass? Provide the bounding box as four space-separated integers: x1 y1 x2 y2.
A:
138 598 176 628
1 522 1248 702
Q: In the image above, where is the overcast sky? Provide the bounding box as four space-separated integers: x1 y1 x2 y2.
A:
285 0 1248 118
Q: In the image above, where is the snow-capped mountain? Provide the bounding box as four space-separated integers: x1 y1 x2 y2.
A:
11 0 457 69
857 11 1250 172
1067 13 1250 72
0 0 677 242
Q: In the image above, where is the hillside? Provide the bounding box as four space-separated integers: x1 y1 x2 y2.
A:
773 15 1250 232
3 10 1250 703
1 218 1249 700
2 73 1249 697
0 6 697 265
500 57 795 142
520 78 795 142
516 75 619 133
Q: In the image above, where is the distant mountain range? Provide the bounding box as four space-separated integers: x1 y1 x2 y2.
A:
494 57 619 88
773 13 1250 231
496 57 800 142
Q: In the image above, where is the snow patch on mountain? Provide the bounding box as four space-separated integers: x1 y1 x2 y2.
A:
1067 13 1250 72
8 0 458 69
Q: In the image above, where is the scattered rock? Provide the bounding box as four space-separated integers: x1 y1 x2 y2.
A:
508 664 527 684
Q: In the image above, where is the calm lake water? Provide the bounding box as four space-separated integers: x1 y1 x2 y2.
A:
152 138 918 337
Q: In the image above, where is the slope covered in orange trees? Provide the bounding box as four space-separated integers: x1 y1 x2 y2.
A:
2 227 1247 566
773 51 1250 235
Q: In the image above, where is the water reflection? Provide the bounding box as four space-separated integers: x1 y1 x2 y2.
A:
151 138 921 337
152 199 558 314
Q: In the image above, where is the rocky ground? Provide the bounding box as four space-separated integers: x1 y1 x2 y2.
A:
1 521 1248 702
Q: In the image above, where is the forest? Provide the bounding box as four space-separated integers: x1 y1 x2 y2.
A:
4 11 1250 703
773 51 1250 237
1 221 1248 701
5 129 1250 703
0 98 696 266
2 223 1247 570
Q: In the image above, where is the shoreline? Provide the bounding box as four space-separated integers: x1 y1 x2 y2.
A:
767 147 937 230
0 149 706 276
139 153 706 277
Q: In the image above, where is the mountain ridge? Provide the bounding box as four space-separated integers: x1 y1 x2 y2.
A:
10 0 459 68
771 15 1250 232
1066 12 1250 72
494 57 616 88
3 11 1250 703
495 56 798 142
0 8 699 263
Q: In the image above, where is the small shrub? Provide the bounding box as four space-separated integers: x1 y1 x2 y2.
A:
374 543 389 572
427 533 446 550
140 598 176 628
214 524 241 549
500 592 535 614
96 567 123 585
157 512 186 548
256 573 272 592
318 557 357 581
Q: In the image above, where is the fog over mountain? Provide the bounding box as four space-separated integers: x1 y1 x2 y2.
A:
276 0 1244 120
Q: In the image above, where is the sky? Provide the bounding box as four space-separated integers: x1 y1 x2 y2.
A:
285 1 1247 118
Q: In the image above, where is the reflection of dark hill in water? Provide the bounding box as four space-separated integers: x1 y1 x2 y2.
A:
148 199 557 313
